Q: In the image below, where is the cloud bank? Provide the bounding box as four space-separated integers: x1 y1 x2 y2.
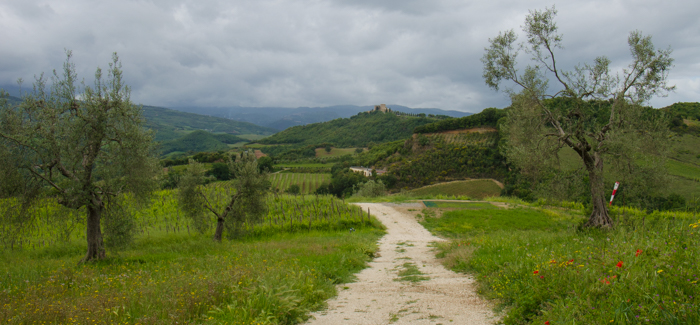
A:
1 0 698 112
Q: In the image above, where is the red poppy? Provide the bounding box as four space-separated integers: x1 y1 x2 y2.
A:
540 275 545 279
545 321 550 325
635 249 642 257
616 261 623 268
568 259 574 263
533 270 539 274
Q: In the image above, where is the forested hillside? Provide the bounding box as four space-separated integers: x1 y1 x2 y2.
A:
258 110 444 147
142 105 277 142
159 130 246 156
170 104 471 130
350 127 508 189
414 107 504 133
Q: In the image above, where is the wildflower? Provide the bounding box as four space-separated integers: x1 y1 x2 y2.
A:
545 322 550 325
616 261 623 268
533 270 539 275
540 276 545 279
635 249 642 257
657 270 663 274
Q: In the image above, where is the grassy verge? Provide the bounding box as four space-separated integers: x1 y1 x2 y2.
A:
0 229 383 324
420 201 700 324
401 179 502 199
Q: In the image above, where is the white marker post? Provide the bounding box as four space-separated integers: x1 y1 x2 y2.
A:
609 182 620 206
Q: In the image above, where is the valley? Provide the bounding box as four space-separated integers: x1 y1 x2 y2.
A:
2 89 700 324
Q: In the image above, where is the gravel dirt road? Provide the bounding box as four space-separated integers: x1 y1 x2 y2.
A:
305 202 498 325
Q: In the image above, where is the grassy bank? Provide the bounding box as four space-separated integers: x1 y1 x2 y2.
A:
420 200 700 324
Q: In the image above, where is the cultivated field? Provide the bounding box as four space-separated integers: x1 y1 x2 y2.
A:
425 131 498 146
402 179 503 199
269 173 331 194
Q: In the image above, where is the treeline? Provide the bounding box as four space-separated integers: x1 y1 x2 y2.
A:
664 102 700 135
257 110 440 147
414 107 504 134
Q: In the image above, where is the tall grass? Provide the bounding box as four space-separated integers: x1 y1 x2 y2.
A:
0 230 383 324
0 189 384 324
422 201 700 324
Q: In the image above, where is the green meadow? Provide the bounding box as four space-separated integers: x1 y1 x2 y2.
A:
0 192 383 324
420 199 700 324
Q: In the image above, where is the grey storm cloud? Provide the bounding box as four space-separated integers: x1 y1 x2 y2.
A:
1 0 698 112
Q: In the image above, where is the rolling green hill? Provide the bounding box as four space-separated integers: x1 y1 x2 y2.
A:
142 105 277 142
257 110 445 148
345 108 510 190
159 130 245 156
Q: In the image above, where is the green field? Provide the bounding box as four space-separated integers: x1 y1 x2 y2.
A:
275 163 334 168
667 159 700 181
402 179 502 199
0 192 383 324
243 143 274 148
420 200 700 324
270 173 331 194
422 201 497 209
672 134 700 166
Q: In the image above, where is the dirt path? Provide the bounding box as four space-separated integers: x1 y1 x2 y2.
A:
305 203 498 325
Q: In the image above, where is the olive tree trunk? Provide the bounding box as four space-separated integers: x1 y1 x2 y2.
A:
584 154 613 228
83 203 106 262
214 217 225 242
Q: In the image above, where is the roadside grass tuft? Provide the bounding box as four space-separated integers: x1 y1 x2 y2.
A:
394 262 430 283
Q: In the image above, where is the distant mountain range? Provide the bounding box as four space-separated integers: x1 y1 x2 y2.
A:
1 95 277 143
168 105 473 130
141 105 277 142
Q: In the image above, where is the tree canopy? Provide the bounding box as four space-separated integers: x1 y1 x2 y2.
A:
482 6 673 227
0 52 158 261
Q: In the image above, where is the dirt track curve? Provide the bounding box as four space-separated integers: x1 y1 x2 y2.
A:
305 203 498 325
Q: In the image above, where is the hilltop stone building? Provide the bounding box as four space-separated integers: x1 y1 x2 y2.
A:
367 104 391 113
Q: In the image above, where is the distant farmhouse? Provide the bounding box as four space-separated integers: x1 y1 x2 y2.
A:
350 166 387 177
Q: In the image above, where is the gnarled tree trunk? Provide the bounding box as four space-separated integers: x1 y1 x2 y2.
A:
584 156 613 228
82 203 106 262
214 217 225 242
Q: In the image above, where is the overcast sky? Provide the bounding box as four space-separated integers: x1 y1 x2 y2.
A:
1 1 698 112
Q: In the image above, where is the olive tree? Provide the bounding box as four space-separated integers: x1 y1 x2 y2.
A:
179 153 270 241
0 52 158 261
482 7 673 227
